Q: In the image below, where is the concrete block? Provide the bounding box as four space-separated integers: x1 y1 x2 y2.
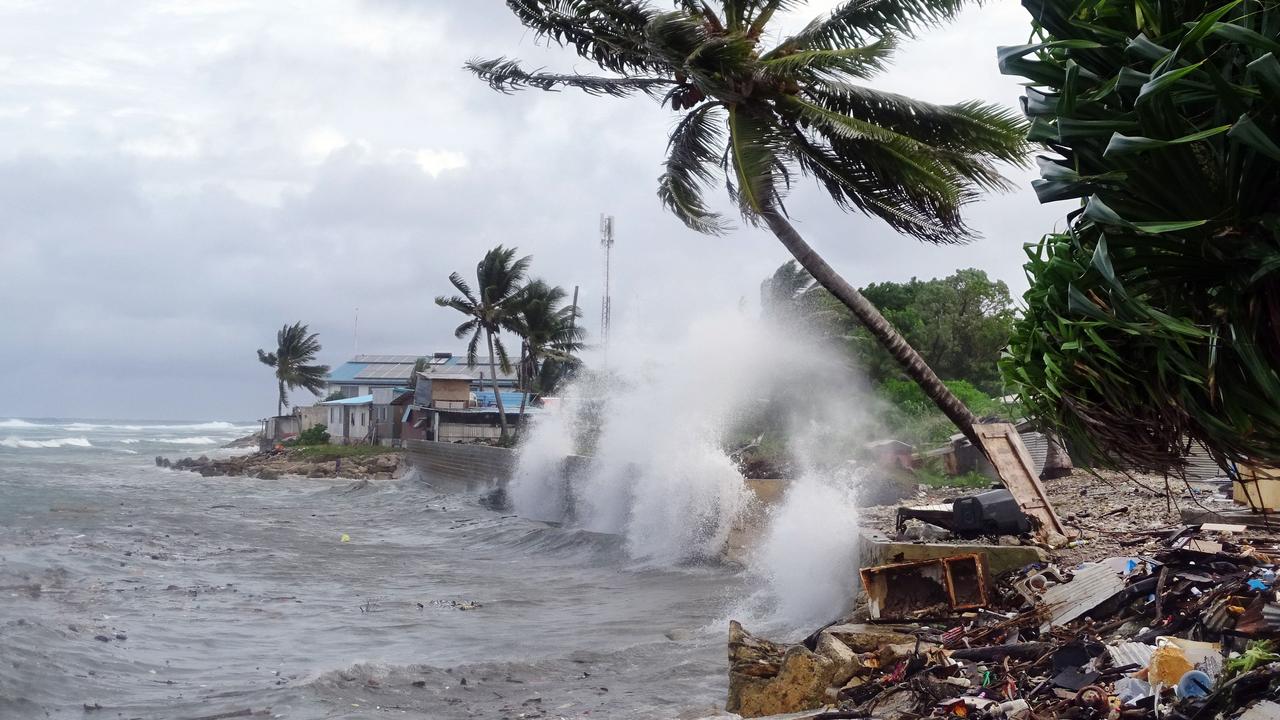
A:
859 531 1047 586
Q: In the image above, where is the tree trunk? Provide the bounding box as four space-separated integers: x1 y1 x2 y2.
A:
1040 432 1074 480
761 208 981 446
278 380 285 418
516 351 532 439
485 329 509 439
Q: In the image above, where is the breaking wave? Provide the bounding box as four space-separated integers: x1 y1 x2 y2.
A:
64 421 253 432
0 419 44 428
150 437 220 445
1 436 93 449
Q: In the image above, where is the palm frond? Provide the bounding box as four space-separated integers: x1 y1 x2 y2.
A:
726 105 789 217
447 272 478 305
786 128 967 243
758 37 897 82
659 101 731 234
492 334 513 374
806 83 1029 164
505 0 662 74
454 318 479 340
465 325 482 367
465 57 672 97
257 349 277 367
766 0 972 57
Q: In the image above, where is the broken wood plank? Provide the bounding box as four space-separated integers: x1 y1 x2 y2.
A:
973 423 1068 545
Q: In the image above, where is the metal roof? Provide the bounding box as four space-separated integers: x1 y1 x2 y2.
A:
320 394 374 405
326 362 369 382
419 372 475 381
355 362 417 380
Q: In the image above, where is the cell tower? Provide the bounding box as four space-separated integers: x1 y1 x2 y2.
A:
599 214 615 350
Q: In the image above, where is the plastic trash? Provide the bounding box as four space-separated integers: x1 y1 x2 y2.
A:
1177 669 1212 699
1149 644 1194 685
1115 677 1152 706
340 533 350 543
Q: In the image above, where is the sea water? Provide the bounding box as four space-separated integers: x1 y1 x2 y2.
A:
0 419 750 719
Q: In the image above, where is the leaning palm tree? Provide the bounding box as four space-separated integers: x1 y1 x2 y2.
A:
511 279 587 432
257 322 330 417
435 246 533 439
468 0 1027 445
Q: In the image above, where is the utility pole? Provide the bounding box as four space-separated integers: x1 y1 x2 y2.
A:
354 307 359 356
600 215 614 362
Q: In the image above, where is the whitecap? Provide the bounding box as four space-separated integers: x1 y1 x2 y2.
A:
0 419 44 428
1 436 93 449
151 437 219 445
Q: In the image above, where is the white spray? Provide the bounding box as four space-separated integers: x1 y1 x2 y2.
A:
511 305 888 627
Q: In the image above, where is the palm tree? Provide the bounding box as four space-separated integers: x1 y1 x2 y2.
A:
257 322 330 417
511 280 587 432
467 1 1027 446
435 246 532 440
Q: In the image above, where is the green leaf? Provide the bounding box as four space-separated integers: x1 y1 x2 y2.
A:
1104 125 1231 156
1136 61 1205 104
1228 113 1280 161
1204 22 1280 55
1179 0 1244 48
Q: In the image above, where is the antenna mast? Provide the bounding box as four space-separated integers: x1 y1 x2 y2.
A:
600 214 614 353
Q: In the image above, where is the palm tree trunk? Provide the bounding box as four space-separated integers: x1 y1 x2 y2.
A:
1040 432 1074 480
277 380 285 418
516 351 532 439
761 208 981 446
485 329 510 439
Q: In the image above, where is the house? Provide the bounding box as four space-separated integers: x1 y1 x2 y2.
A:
325 353 517 399
321 394 374 445
405 371 535 443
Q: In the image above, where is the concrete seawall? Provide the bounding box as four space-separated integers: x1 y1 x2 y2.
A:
404 439 518 491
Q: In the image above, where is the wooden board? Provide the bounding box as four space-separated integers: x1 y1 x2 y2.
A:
973 423 1069 545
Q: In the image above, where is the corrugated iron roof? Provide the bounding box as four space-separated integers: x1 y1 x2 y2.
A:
1039 562 1128 630
1107 642 1155 671
320 394 374 405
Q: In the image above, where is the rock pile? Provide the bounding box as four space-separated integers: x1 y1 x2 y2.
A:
156 450 404 480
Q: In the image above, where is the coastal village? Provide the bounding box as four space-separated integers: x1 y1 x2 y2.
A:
10 0 1280 719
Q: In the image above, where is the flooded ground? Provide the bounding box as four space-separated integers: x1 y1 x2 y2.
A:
0 420 751 719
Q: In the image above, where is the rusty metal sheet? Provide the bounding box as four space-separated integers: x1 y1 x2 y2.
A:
973 423 1068 544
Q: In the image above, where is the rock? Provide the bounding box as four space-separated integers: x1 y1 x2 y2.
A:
114 632 126 641
823 623 917 653
665 629 692 642
727 621 836 718
256 469 280 480
815 632 860 687
93 635 111 643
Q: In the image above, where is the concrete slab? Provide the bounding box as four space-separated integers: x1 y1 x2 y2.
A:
859 531 1048 586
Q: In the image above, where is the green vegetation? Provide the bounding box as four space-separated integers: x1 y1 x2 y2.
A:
916 460 991 489
762 261 1020 448
290 444 400 461
511 279 586 429
435 246 585 441
256 322 330 417
1000 0 1280 473
297 424 330 446
469 0 1029 446
436 245 534 439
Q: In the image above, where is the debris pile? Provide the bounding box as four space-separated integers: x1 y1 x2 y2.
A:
728 521 1280 719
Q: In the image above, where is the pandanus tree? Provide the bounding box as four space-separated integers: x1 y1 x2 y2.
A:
468 0 1028 445
999 0 1280 472
511 279 587 430
256 322 330 417
436 245 532 439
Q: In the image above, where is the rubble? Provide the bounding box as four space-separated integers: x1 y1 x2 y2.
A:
728 472 1280 719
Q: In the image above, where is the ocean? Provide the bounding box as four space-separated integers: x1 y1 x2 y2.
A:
0 418 762 719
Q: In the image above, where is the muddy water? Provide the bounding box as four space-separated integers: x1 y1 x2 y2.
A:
0 421 749 719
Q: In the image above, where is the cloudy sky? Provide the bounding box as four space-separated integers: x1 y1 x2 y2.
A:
0 1 1068 421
